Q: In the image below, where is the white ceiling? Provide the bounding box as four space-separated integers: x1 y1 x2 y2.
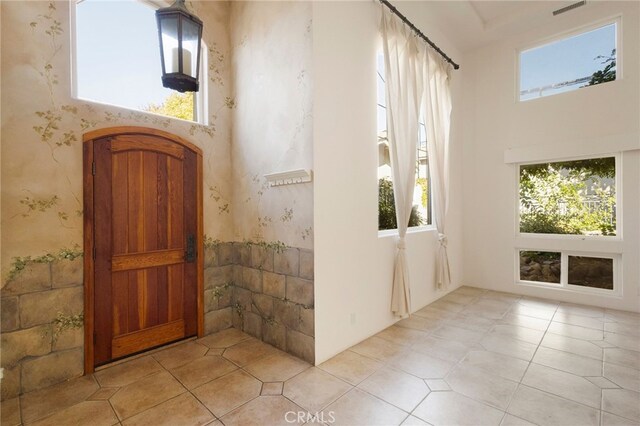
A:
400 0 578 53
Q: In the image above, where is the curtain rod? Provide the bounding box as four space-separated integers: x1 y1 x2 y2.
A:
379 0 460 70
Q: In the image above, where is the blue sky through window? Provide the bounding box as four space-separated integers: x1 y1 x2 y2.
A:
76 0 185 112
520 23 616 101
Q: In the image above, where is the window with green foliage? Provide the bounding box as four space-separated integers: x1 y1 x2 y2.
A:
519 157 616 236
75 0 201 122
377 53 431 231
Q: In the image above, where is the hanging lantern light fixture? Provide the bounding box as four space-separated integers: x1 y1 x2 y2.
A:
156 0 203 92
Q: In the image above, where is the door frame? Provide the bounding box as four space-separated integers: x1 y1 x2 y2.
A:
83 126 204 374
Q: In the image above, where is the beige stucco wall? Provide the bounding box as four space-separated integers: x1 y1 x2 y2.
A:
0 0 234 284
229 1 314 250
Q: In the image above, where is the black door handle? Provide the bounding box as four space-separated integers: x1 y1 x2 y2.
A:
185 234 196 263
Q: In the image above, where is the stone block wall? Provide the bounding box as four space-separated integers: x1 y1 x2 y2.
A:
1 257 84 401
0 242 314 400
203 242 315 364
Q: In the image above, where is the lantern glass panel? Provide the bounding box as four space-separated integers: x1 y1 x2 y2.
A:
160 16 179 74
181 18 200 78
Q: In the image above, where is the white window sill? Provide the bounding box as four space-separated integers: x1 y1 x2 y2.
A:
378 225 437 239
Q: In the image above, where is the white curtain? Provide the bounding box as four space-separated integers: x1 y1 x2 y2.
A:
422 49 453 290
381 8 423 317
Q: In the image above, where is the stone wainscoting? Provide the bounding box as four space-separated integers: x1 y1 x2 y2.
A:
203 242 315 364
0 243 313 401
1 258 84 401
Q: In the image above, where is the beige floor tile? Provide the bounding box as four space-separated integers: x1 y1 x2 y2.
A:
489 324 544 345
375 325 429 347
533 346 602 376
440 292 478 305
500 414 537 426
110 370 186 420
325 388 408 426
244 351 310 382
553 312 604 330
497 313 550 331
460 350 529 382
585 376 620 389
401 415 430 425
396 315 441 332
31 401 118 426
413 306 458 320
171 355 237 389
222 338 279 366
602 389 640 422
604 332 640 352
95 356 162 387
261 382 284 395
507 385 599 426
518 297 559 312
350 336 404 362
430 299 466 313
480 334 538 361
433 324 484 343
604 347 640 370
445 364 518 410
556 303 604 318
480 291 521 304
122 393 214 426
547 322 603 341
198 328 251 349
317 350 382 385
413 391 504 426
522 363 601 409
88 387 120 400
602 411 640 426
445 313 496 333
357 367 429 412
453 286 487 297
509 304 556 321
388 349 455 379
283 367 352 413
220 395 302 426
0 398 20 426
413 335 479 363
152 341 208 369
540 332 603 360
192 369 261 417
20 374 99 423
603 362 640 392
605 321 640 338
463 300 511 320
604 310 640 326
425 379 451 391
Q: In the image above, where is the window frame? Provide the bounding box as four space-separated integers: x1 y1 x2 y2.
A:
69 0 208 124
376 51 435 236
516 15 622 103
515 249 621 297
515 153 622 241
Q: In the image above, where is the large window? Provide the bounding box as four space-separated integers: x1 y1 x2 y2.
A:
519 21 617 101
75 0 202 122
377 53 431 231
519 157 617 236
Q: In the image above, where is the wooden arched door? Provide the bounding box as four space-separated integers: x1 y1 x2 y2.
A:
83 127 203 372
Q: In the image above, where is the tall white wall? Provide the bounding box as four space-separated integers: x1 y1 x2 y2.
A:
312 1 465 363
461 1 640 312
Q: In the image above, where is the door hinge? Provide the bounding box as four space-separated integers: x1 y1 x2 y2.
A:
92 161 96 175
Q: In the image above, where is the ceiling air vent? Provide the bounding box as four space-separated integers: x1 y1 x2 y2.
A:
553 1 587 16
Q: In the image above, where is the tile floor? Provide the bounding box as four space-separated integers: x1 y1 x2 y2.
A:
2 286 639 426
